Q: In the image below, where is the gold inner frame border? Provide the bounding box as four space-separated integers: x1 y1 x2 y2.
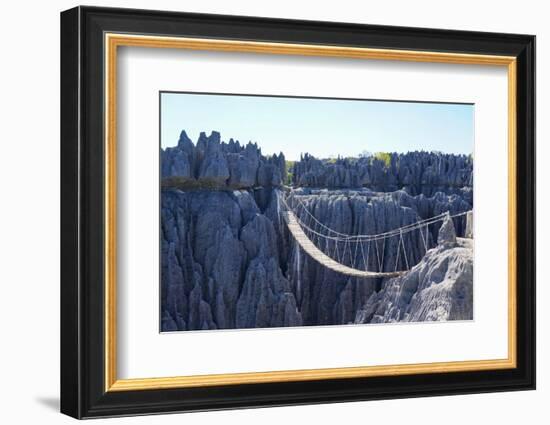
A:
104 33 517 392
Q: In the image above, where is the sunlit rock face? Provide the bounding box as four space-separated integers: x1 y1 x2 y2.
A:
355 218 473 324
161 130 285 190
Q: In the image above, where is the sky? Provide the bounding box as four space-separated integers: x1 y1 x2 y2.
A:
160 92 474 160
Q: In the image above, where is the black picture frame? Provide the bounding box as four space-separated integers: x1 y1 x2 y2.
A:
60 5 535 419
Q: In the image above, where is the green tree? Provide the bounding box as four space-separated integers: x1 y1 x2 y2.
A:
285 160 295 185
374 152 391 167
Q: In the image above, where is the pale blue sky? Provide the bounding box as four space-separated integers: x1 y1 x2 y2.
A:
160 92 474 160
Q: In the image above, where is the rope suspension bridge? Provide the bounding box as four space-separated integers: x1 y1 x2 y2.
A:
276 190 471 279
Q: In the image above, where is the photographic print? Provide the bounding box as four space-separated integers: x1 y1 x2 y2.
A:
61 9 535 417
160 92 474 332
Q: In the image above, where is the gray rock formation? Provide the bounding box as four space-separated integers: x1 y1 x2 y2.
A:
465 210 474 238
161 185 472 331
281 188 470 325
226 142 260 188
236 257 302 328
257 153 286 187
437 213 457 247
196 131 230 186
160 129 474 331
292 151 473 197
355 218 473 323
161 189 301 331
161 130 195 184
161 130 285 189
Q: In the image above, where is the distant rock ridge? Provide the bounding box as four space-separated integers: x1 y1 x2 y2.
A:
161 130 286 189
292 151 473 197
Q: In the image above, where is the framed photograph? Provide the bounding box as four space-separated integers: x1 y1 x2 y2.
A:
60 6 535 419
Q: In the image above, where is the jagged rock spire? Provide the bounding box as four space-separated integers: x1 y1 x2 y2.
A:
437 212 457 247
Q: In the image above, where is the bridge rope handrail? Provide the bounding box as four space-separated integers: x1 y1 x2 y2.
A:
279 191 470 242
283 192 467 239
289 194 355 237
287 209 468 243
